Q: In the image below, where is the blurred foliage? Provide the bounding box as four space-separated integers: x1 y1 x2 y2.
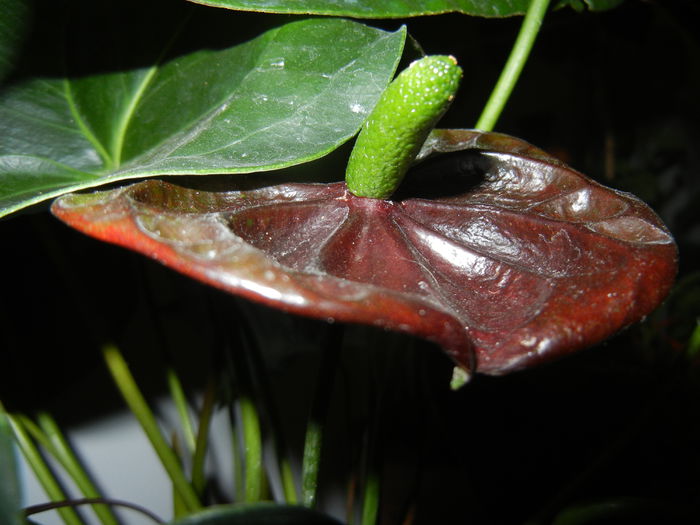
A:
0 412 24 525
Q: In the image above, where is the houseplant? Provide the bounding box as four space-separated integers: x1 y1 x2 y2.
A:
1 0 700 520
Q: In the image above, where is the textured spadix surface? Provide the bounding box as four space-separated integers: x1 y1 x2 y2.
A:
51 130 677 375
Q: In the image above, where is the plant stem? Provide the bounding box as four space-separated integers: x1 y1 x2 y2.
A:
221 344 246 502
360 358 384 525
191 377 217 497
33 413 120 525
171 467 188 519
360 471 380 525
242 319 299 505
167 368 197 453
24 498 164 524
684 320 700 361
0 409 22 525
229 407 245 502
102 344 202 513
302 326 343 507
301 420 323 507
279 457 298 505
7 414 84 525
222 317 266 503
475 0 551 131
239 395 264 502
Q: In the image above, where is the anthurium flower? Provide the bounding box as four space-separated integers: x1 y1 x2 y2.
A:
52 130 677 375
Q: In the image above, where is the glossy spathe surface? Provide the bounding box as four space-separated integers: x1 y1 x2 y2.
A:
52 130 677 375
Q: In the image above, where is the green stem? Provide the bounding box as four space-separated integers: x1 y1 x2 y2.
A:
359 368 383 525
301 421 323 507
33 414 120 525
222 346 246 502
230 407 245 502
684 320 700 361
24 498 164 524
279 458 298 505
240 313 299 505
475 0 552 131
301 327 343 507
102 344 202 513
239 396 264 502
360 471 380 525
167 368 197 453
7 415 84 525
171 473 188 519
223 320 266 503
0 409 22 525
191 377 217 497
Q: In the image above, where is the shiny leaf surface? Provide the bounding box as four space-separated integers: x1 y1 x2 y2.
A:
52 130 677 375
187 0 531 18
188 0 623 17
0 19 405 218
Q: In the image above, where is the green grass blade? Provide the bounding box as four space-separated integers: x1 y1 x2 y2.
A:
36 413 120 525
7 414 84 525
102 344 202 513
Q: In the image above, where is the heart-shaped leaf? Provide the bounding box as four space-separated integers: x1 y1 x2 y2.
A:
187 0 624 18
0 18 405 218
52 130 677 375
169 503 342 525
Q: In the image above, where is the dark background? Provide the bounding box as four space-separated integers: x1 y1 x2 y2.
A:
1 1 699 523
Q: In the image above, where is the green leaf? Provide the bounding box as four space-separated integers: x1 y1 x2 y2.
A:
187 0 532 18
0 412 24 525
0 18 406 218
169 503 342 525
0 0 29 84
188 0 626 18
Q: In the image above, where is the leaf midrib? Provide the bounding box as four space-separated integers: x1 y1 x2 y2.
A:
62 78 113 168
118 31 283 172
122 24 404 172
110 65 160 168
